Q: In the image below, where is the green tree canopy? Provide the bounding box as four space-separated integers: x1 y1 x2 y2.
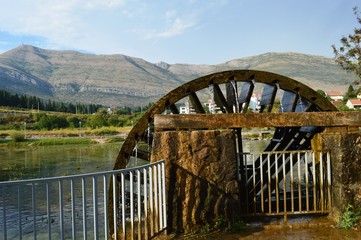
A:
346 84 358 98
332 7 361 84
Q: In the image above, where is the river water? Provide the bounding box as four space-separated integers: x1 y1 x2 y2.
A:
0 140 269 181
0 143 121 181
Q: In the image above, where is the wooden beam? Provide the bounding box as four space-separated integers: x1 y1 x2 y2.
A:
154 112 361 131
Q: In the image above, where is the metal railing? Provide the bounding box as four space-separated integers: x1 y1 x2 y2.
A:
240 150 331 216
0 160 167 240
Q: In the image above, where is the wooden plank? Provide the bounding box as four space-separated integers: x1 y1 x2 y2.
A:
238 81 254 112
169 103 179 114
188 92 205 113
154 112 361 130
213 83 232 113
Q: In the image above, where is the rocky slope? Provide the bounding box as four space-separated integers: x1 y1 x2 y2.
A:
0 45 354 107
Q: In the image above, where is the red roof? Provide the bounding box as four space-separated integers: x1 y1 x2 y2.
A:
326 91 343 96
349 99 361 106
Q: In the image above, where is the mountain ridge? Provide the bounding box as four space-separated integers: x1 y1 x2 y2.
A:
0 45 354 107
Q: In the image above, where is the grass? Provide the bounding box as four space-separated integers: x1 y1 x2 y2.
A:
0 126 130 138
0 126 129 147
1 137 96 147
105 136 125 143
30 138 96 146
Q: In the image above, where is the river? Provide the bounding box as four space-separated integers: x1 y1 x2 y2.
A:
0 140 269 181
0 143 120 181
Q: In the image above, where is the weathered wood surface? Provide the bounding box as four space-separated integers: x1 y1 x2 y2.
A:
154 112 361 130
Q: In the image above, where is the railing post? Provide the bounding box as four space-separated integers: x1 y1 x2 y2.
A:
58 181 63 240
46 182 51 239
137 170 142 240
290 153 294 213
82 177 87 240
327 151 332 211
93 176 99 239
158 164 163 229
305 152 309 212
297 152 302 212
112 174 118 240
103 175 109 240
312 152 317 211
120 172 125 239
282 152 287 222
143 168 149 239
320 153 324 212
161 161 167 232
130 171 134 240
71 179 76 239
149 166 154 236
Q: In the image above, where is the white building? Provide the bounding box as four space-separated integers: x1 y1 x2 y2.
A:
346 99 361 109
325 91 343 101
179 102 190 114
249 93 261 111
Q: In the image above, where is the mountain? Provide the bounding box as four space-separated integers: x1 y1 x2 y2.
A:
0 45 355 107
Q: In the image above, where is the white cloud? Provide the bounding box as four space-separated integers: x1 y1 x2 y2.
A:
0 0 132 52
165 10 177 20
142 8 196 40
155 18 195 38
85 0 127 9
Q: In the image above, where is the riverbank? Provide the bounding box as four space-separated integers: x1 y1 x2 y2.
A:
0 127 130 146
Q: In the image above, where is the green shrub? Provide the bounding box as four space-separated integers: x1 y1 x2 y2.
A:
199 223 211 235
214 216 226 230
11 133 25 142
92 128 118 136
34 114 69 130
230 220 246 233
339 204 360 229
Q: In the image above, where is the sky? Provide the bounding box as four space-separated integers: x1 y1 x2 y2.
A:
0 0 359 64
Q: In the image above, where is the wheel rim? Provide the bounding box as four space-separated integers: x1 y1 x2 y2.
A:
113 70 337 170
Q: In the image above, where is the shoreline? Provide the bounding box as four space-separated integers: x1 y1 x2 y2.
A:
0 131 129 146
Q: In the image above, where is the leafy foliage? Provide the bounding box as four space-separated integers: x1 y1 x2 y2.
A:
0 89 102 114
339 204 360 229
332 7 361 83
34 115 69 130
10 133 25 142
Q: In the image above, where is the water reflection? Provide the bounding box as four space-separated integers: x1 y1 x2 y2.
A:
0 144 121 181
0 140 270 182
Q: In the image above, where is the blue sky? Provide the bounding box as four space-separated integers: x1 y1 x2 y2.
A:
0 0 359 64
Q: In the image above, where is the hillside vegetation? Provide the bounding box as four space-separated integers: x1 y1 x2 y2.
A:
0 45 355 107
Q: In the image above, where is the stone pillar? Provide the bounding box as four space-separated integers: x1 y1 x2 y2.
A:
150 130 240 233
313 128 361 221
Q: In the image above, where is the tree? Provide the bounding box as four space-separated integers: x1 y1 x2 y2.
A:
332 7 361 84
35 114 69 130
346 84 357 98
316 89 326 97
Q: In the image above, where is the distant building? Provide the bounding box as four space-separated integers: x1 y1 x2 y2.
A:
357 93 361 99
249 93 261 111
204 99 221 113
346 99 361 109
107 107 114 114
325 91 343 101
179 102 190 114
